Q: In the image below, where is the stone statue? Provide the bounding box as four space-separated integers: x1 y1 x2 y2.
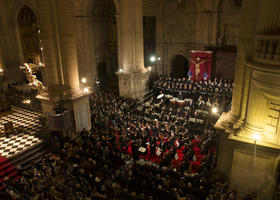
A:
20 63 47 93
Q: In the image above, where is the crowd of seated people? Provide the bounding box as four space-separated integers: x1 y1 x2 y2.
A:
1 131 238 200
153 76 233 110
0 77 247 200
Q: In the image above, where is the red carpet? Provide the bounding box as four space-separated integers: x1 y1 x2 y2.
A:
0 155 20 190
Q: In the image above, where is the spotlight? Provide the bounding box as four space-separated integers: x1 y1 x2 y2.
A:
252 134 260 141
150 56 156 62
83 87 89 93
212 107 218 114
22 99 31 104
119 69 123 73
81 78 87 84
40 47 43 51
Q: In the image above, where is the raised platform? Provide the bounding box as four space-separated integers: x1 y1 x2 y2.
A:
0 102 11 113
0 107 43 158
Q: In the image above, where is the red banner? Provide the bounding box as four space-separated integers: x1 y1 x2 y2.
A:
189 50 212 81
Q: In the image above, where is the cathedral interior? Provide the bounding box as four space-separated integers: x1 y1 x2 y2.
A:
0 0 280 199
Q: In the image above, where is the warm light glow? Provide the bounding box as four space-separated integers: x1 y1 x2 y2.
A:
148 66 152 71
83 87 89 93
40 47 43 51
0 69 3 73
81 78 87 84
38 30 40 33
119 69 123 73
22 99 31 104
252 134 260 141
212 107 218 114
150 56 156 62
158 57 161 61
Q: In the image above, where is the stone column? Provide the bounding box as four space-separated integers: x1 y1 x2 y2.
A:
116 0 150 99
0 5 24 82
216 1 280 199
74 16 96 87
37 0 91 133
219 0 258 126
240 0 280 142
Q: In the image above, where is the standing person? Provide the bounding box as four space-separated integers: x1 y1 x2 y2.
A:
131 140 139 163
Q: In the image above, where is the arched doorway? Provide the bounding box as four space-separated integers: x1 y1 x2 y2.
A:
92 0 118 93
18 6 43 82
171 55 189 78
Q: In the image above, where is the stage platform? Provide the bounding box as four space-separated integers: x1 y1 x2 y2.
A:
0 107 43 158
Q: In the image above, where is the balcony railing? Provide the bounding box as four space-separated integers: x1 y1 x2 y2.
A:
253 34 280 66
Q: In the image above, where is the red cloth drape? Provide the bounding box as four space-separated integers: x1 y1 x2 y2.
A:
189 50 212 82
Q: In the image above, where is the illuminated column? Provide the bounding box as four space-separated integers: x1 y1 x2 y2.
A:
216 1 280 198
38 0 80 96
74 16 96 87
240 0 280 144
116 0 150 98
219 0 258 126
37 0 91 133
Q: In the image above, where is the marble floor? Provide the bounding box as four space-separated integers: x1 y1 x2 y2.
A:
0 107 43 158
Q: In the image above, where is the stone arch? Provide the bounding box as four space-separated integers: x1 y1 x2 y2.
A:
13 1 39 64
0 0 39 82
85 0 120 16
17 5 41 63
170 55 189 78
13 0 39 23
85 0 119 92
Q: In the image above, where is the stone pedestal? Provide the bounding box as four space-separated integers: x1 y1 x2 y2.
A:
38 92 91 135
116 68 150 99
216 129 279 199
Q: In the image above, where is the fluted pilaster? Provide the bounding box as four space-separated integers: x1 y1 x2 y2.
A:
38 0 80 97
228 0 258 122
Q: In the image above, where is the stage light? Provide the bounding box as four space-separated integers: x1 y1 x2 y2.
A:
252 134 260 141
83 87 89 93
150 56 156 62
119 69 123 73
81 78 87 84
212 107 218 114
22 99 31 104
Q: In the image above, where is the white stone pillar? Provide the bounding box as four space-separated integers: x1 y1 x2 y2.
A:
216 1 280 199
116 0 150 99
74 16 96 87
37 0 91 133
219 0 258 126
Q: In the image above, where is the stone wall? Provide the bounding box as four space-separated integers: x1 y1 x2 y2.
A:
152 0 242 79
